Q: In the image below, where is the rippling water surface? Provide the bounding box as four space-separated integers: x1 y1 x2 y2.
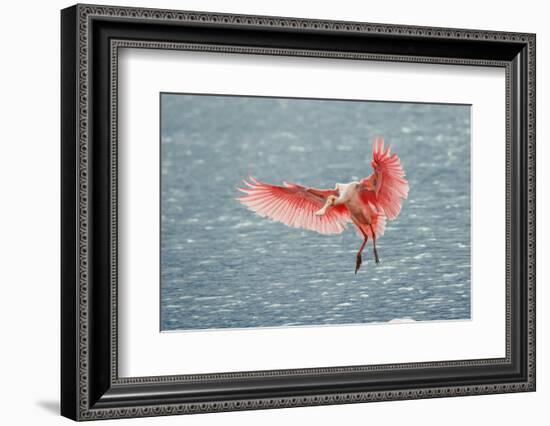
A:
160 94 471 331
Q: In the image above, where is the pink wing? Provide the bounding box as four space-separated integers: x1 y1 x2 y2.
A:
236 176 351 235
359 137 409 220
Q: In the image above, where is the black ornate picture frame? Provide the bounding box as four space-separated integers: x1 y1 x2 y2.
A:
61 3 536 421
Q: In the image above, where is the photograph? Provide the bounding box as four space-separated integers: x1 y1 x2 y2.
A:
57 3 536 420
160 94 471 331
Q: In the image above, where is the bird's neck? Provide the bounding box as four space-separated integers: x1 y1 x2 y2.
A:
335 182 359 204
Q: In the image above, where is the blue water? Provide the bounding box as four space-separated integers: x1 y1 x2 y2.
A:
160 94 471 331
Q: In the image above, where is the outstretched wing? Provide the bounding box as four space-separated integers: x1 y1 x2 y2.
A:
359 137 409 220
236 176 351 235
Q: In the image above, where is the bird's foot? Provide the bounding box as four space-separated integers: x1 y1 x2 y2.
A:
374 249 380 265
314 208 326 216
355 253 363 274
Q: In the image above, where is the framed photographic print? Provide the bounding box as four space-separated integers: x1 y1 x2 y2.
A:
61 3 536 421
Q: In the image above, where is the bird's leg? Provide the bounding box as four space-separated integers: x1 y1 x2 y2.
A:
315 195 337 216
355 235 368 274
369 224 380 264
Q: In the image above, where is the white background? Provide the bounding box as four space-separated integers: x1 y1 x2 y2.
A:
0 0 547 425
119 49 505 376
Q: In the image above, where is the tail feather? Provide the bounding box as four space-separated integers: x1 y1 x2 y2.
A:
355 213 386 239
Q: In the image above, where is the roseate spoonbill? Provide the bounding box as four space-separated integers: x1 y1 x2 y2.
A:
236 137 409 273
